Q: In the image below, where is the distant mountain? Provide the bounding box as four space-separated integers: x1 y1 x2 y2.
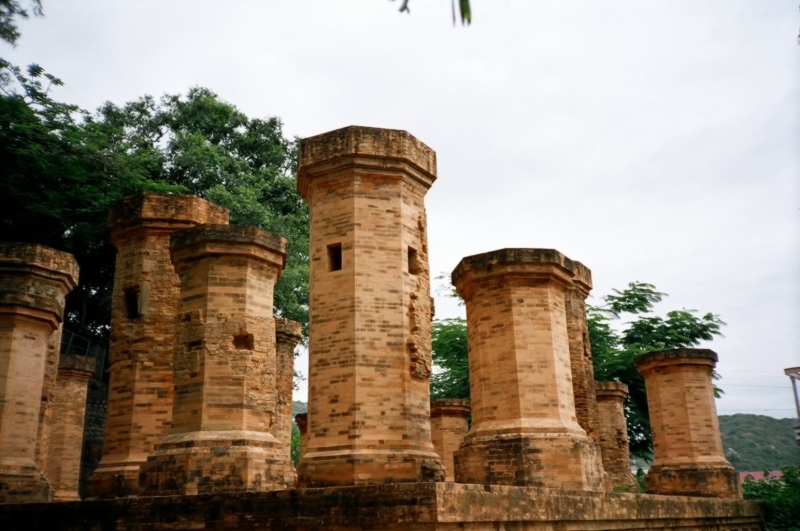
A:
719 414 799 472
292 400 308 418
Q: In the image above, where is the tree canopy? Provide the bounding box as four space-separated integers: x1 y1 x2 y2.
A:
0 61 309 343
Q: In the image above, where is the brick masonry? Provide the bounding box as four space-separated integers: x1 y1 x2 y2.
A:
295 413 308 458
636 349 740 498
595 381 638 492
33 325 62 480
295 126 444 486
273 318 302 487
429 399 471 482
0 482 764 530
89 194 229 498
140 224 289 495
0 243 79 504
452 248 605 490
46 355 95 501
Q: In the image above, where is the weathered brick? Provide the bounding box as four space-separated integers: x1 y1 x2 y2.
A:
636 349 740 498
295 126 444 486
595 381 638 492
429 399 470 482
140 224 289 495
0 242 79 504
88 193 229 498
451 249 605 490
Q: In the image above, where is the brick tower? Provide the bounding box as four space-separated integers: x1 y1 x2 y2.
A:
595 381 638 492
89 194 229 497
636 349 739 498
296 126 445 486
140 225 289 495
452 249 604 490
0 243 79 504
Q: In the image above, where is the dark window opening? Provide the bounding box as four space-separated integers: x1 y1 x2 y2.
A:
327 243 342 272
233 333 254 350
124 288 140 319
408 247 422 275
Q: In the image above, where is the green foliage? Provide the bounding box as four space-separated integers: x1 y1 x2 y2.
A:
589 282 725 459
720 414 800 471
742 466 800 531
393 0 471 25
430 317 469 399
0 62 309 343
0 0 41 46
291 422 301 464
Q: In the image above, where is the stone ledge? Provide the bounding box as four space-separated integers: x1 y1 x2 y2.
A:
0 482 763 530
108 193 229 235
451 248 574 288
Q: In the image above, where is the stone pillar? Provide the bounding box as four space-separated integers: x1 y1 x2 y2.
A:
566 263 601 443
273 317 302 487
46 355 95 501
141 225 288 495
452 249 604 490
0 243 79 504
295 413 309 458
89 193 228 497
296 126 444 486
34 324 62 478
595 381 637 492
430 399 471 482
635 348 739 498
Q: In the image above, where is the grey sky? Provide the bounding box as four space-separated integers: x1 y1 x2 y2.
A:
6 1 799 418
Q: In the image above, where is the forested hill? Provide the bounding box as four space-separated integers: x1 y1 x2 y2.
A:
719 414 799 472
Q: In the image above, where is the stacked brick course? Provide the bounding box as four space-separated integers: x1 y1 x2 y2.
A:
452 248 604 490
295 126 444 486
429 399 471 482
89 194 229 497
636 349 739 498
34 325 62 480
0 243 79 504
46 355 95 501
272 318 302 487
595 381 638 492
140 224 289 495
295 413 308 458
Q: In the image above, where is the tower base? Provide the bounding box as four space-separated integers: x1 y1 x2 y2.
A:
645 462 740 498
297 449 445 487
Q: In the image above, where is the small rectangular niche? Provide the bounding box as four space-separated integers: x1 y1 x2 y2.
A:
124 287 141 320
327 243 343 272
408 247 422 275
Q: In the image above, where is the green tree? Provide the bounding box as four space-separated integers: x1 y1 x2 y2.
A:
589 282 725 459
0 0 41 46
0 62 309 343
742 467 800 531
430 317 469 399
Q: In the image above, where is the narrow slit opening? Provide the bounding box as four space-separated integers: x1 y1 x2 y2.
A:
124 287 141 320
408 247 421 275
327 243 342 272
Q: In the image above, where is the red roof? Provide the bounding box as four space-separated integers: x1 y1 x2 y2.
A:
739 470 783 482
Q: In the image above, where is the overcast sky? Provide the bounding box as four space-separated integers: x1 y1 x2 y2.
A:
6 1 799 418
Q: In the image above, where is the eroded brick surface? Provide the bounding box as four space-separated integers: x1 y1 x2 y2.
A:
636 349 739 498
140 224 289 495
452 249 604 490
296 126 444 486
89 194 229 498
46 356 95 501
0 243 79 504
595 381 638 492
0 482 764 530
273 317 302 487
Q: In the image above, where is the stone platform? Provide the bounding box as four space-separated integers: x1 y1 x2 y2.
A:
0 483 763 530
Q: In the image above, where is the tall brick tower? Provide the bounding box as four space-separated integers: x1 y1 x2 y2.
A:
296 126 445 486
89 194 229 497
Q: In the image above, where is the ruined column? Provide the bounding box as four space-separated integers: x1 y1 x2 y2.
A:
635 348 739 498
46 355 95 501
0 243 79 504
141 225 288 495
595 381 638 492
295 413 308 458
452 249 604 490
430 399 471 482
34 324 62 478
296 126 445 486
89 193 229 497
566 263 601 443
273 317 302 487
